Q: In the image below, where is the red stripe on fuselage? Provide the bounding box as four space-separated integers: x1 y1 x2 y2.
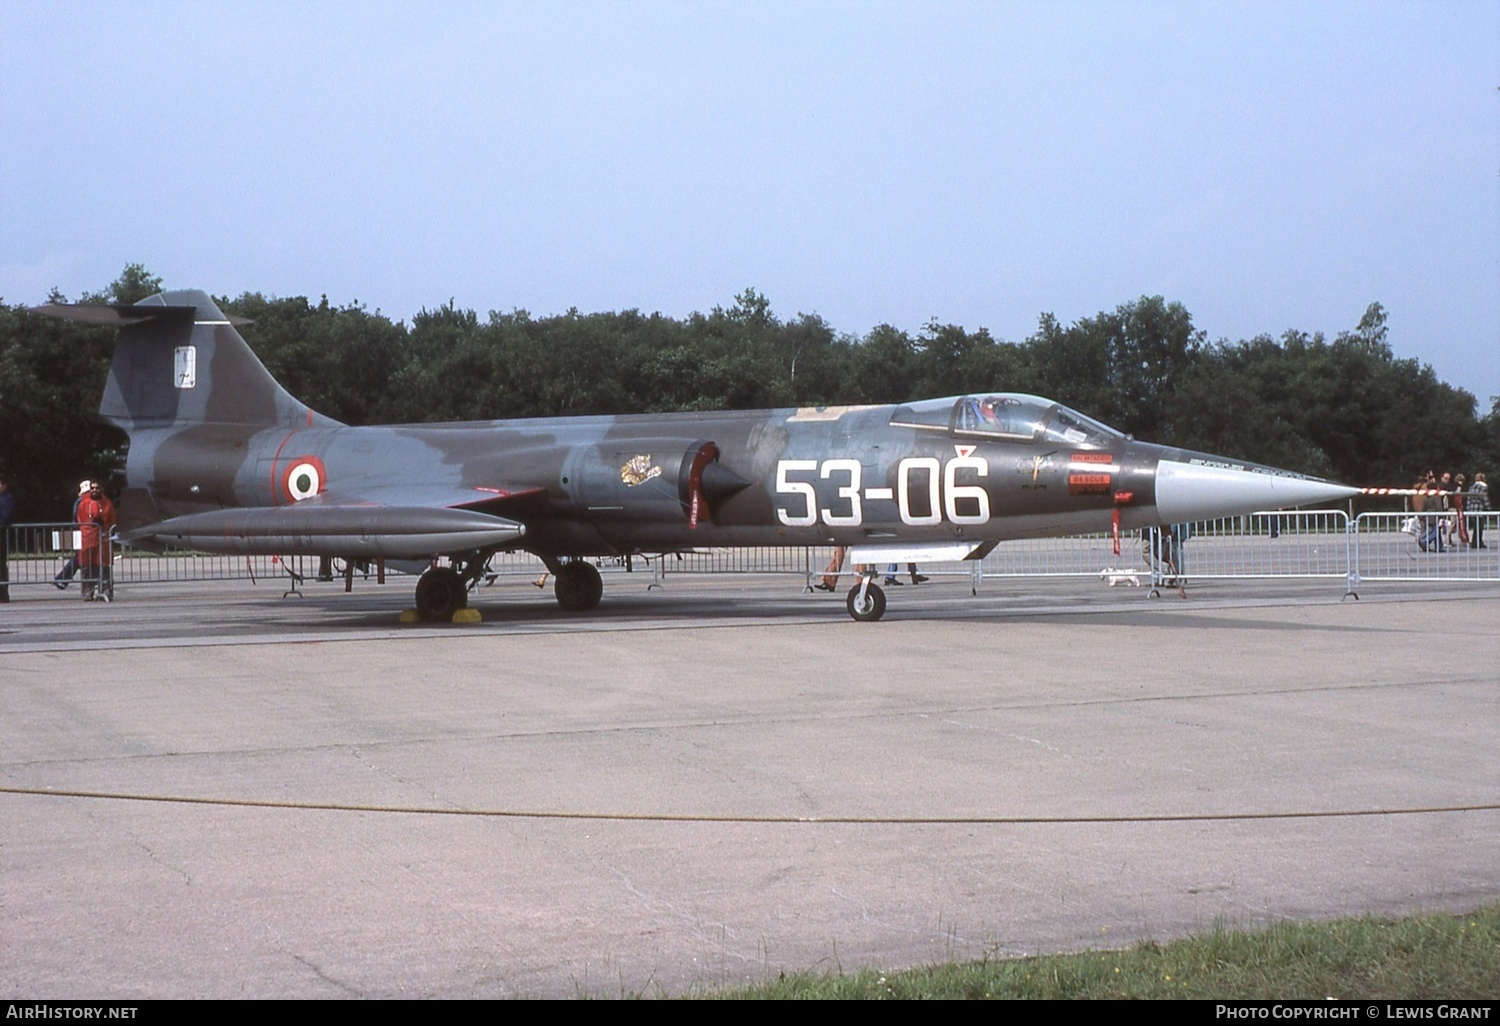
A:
268 430 301 505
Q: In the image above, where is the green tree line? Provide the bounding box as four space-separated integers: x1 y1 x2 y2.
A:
2 264 1496 518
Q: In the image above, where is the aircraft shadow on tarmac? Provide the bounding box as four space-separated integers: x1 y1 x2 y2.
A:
217 580 1392 636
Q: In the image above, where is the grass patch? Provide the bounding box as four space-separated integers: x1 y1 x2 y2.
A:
710 904 1500 999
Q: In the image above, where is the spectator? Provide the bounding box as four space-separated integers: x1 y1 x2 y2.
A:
1468 472 1489 549
884 563 929 586
54 479 92 589
77 480 117 602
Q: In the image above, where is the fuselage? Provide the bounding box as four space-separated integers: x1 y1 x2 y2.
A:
120 392 1345 561
38 289 1358 620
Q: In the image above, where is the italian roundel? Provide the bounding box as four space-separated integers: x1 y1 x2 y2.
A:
282 456 327 502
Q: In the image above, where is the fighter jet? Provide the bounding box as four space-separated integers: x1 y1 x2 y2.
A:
35 290 1357 621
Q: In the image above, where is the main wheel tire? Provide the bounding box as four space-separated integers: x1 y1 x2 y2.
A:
414 567 468 622
554 561 603 612
845 581 886 622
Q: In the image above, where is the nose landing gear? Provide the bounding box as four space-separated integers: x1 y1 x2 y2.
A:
846 577 886 622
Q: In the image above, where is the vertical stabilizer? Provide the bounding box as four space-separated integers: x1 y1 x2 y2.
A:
35 289 342 431
101 289 341 430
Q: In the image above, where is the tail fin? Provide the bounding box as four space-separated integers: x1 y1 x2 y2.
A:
35 288 343 431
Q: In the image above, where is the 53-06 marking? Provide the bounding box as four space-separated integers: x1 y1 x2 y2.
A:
775 448 990 528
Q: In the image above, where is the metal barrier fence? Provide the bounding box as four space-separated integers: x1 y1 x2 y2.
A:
1138 511 1358 595
3 522 118 599
3 512 1496 599
1130 511 1497 594
1352 511 1498 584
1 523 312 592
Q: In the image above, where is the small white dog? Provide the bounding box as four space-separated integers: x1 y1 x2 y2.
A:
1099 567 1142 587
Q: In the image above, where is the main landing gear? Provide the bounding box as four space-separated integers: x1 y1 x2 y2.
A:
846 577 886 622
413 551 494 622
412 554 606 621
414 566 468 622
553 560 603 612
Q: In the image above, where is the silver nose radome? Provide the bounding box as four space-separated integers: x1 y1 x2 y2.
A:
1154 458 1358 524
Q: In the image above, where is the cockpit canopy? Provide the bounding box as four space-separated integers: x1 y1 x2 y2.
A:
889 394 1124 448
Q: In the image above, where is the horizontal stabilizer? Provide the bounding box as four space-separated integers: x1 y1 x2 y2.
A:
128 505 525 559
29 303 253 327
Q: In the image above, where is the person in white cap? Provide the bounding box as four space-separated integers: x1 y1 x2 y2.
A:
54 479 93 590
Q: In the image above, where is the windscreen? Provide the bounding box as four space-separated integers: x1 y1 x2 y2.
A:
889 394 1124 447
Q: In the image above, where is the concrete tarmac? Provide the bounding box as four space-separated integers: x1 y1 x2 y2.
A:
2 573 1497 997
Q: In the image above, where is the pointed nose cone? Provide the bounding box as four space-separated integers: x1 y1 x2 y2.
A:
1155 458 1358 523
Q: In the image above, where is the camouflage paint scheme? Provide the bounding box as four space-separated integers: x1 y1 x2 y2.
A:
36 290 1357 620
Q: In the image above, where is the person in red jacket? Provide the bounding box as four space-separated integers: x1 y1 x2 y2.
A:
76 480 116 602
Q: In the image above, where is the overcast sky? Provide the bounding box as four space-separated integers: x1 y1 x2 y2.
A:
3 1 1496 406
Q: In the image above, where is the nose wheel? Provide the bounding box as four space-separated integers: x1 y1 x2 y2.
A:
845 580 886 622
